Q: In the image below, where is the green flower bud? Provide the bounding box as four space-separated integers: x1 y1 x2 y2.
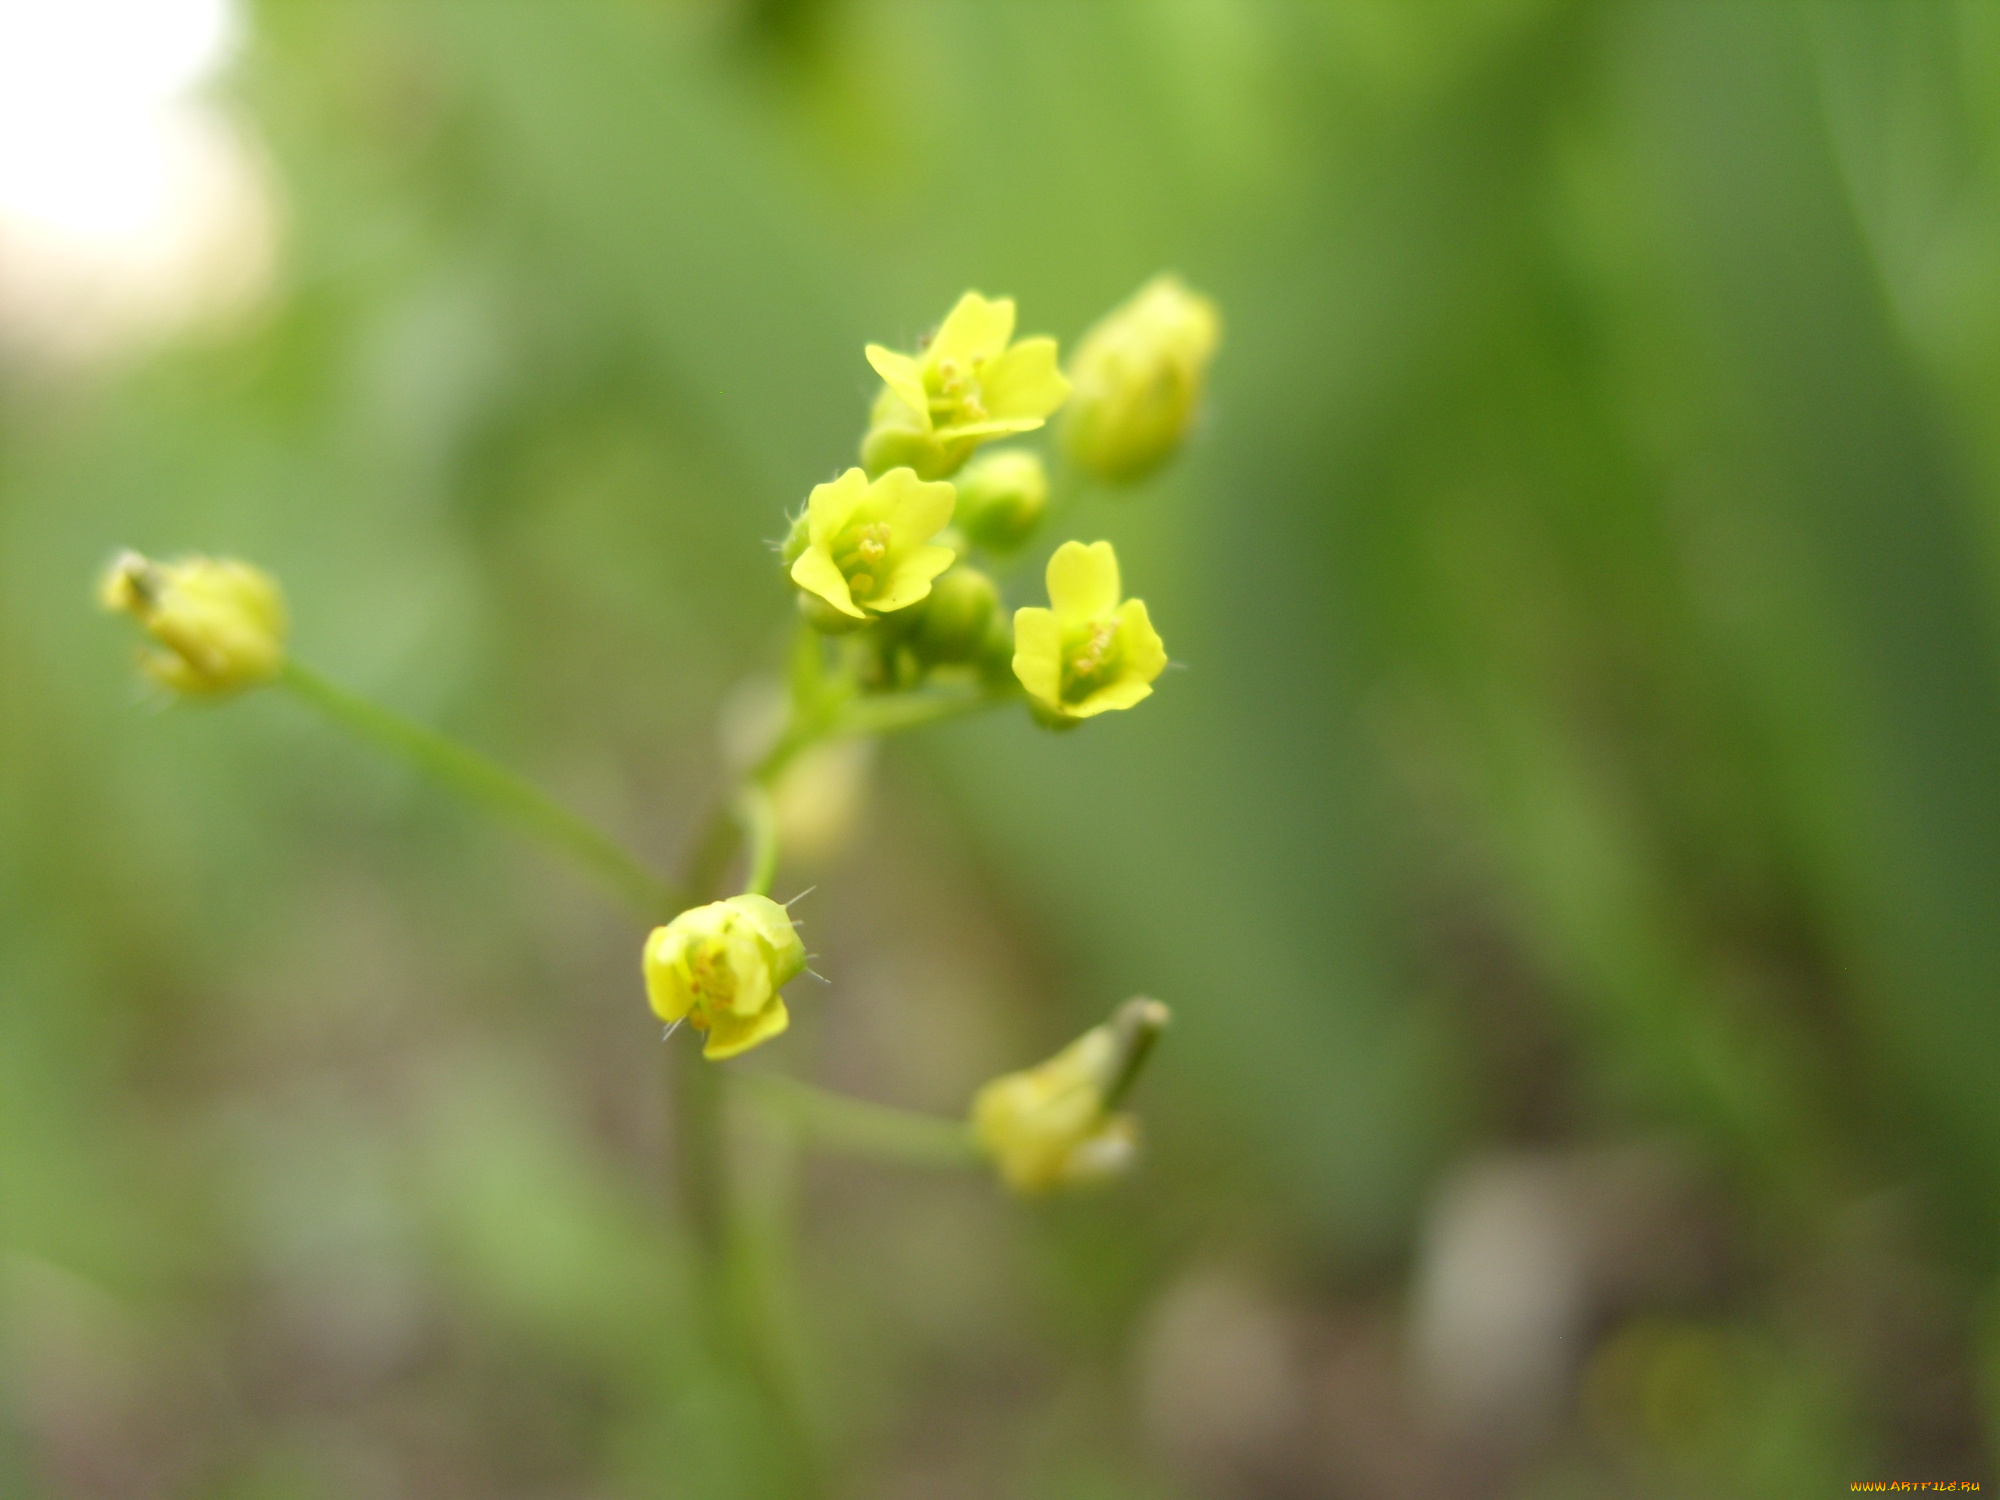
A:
1061 275 1221 485
953 449 1048 553
912 566 1000 666
797 588 868 635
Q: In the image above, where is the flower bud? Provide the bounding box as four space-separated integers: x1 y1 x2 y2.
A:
797 588 868 635
911 566 1000 666
971 998 1169 1195
952 449 1048 553
99 550 287 697
643 894 806 1061
1060 275 1221 485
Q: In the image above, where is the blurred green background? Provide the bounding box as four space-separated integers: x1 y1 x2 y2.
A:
6 1 2000 1495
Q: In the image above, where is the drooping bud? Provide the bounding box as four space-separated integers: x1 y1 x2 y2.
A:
643 894 807 1061
952 448 1049 554
1061 275 1221 485
971 998 1169 1195
99 550 288 697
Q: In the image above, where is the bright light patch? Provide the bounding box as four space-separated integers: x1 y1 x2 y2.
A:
0 0 276 364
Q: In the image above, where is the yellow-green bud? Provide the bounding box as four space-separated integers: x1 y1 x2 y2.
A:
99 550 288 697
643 894 806 1061
797 588 868 635
912 566 1000 666
971 998 1169 1195
953 449 1049 553
1061 275 1221 485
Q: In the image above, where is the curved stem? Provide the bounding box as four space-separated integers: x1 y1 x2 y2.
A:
279 660 681 924
737 1074 981 1169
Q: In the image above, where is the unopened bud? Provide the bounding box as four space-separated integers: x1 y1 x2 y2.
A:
953 449 1048 553
912 566 1000 666
1061 275 1221 485
99 550 287 697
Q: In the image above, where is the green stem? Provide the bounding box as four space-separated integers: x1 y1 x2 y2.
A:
738 1074 981 1169
737 784 780 898
826 682 1020 743
279 659 680 924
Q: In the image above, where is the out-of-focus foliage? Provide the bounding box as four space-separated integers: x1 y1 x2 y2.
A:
6 1 2000 1495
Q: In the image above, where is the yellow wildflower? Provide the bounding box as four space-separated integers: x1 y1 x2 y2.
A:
1061 275 1221 484
1011 540 1167 722
789 466 958 620
99 550 287 697
861 292 1071 480
643 894 806 1061
971 999 1169 1195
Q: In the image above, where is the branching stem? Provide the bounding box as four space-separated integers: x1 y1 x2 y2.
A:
279 660 680 923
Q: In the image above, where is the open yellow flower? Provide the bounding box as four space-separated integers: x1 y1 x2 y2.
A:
1011 540 1167 722
643 894 806 1061
99 550 288 697
789 466 958 620
971 999 1168 1195
1061 274 1221 484
861 292 1071 480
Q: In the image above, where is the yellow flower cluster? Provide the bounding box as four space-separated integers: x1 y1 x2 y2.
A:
95 279 1211 1199
784 277 1220 733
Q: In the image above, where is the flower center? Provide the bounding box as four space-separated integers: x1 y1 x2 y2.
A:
929 356 989 425
1060 617 1124 703
687 939 734 1008
834 521 893 601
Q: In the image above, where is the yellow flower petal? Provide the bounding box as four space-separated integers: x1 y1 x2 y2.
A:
865 345 931 430
1115 597 1167 683
704 998 791 1060
979 337 1070 421
1011 606 1062 708
871 467 957 540
929 292 1015 369
643 929 695 1023
790 548 865 618
1045 540 1121 623
806 468 870 545
932 416 1047 442
1070 675 1154 718
872 543 957 614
